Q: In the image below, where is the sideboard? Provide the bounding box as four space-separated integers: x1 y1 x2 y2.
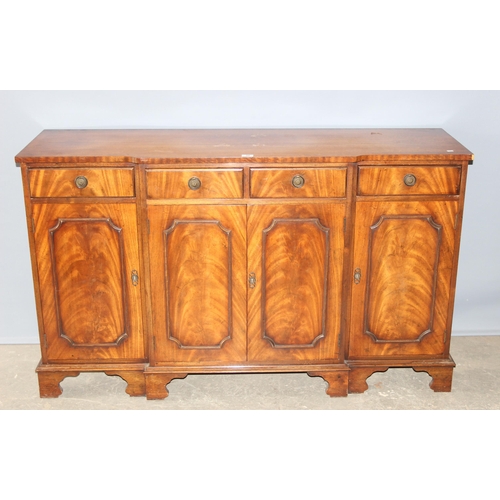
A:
15 128 473 399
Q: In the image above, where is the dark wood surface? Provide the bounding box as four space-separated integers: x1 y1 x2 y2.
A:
15 128 473 164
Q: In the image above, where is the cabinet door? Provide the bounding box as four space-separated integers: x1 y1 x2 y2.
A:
349 200 458 358
148 205 247 363
32 203 144 362
247 204 345 363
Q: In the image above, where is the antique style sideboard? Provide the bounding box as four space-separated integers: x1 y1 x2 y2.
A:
15 129 473 399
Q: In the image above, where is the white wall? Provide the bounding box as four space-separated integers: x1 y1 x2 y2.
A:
1 90 499 343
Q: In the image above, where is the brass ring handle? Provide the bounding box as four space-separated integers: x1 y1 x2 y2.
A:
188 176 202 190
404 174 417 186
75 175 88 189
292 174 305 188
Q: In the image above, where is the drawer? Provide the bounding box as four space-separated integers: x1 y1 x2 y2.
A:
357 166 461 196
146 169 243 199
250 168 346 198
29 168 135 198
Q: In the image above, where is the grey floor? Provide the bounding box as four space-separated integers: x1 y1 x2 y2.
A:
1 336 499 410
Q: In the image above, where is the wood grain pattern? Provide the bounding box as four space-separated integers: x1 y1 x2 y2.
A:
247 203 345 363
349 200 458 358
165 219 232 349
148 205 247 363
32 203 144 362
49 217 128 347
15 129 473 165
16 129 472 399
365 215 441 343
262 218 329 348
357 166 461 196
251 168 346 198
29 168 135 197
146 168 243 199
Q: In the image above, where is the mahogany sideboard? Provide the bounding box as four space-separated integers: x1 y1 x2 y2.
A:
15 128 473 399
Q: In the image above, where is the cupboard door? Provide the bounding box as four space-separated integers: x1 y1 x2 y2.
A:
247 204 345 363
32 203 144 362
349 201 458 358
148 205 247 363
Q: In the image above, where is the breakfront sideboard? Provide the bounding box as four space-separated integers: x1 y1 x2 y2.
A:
15 129 473 399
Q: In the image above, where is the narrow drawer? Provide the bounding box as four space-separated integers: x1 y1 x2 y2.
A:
146 169 243 199
251 168 346 198
357 166 461 196
29 168 135 198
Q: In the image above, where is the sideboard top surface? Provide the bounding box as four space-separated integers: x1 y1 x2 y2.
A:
15 128 474 165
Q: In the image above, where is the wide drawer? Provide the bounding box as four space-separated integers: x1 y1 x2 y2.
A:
146 169 243 199
29 168 135 198
251 168 346 198
357 166 461 196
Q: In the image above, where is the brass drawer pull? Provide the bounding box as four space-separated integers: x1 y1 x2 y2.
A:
292 174 305 188
75 175 88 189
188 177 202 190
404 174 417 186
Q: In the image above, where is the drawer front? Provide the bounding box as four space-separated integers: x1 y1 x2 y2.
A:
29 168 135 198
357 166 461 196
251 168 346 198
146 169 243 199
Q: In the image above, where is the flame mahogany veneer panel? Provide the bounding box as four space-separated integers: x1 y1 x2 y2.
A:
147 204 247 364
31 203 144 363
349 201 459 358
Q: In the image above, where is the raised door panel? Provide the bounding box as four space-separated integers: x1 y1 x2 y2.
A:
349 200 458 358
148 205 246 363
32 203 144 362
247 204 345 363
